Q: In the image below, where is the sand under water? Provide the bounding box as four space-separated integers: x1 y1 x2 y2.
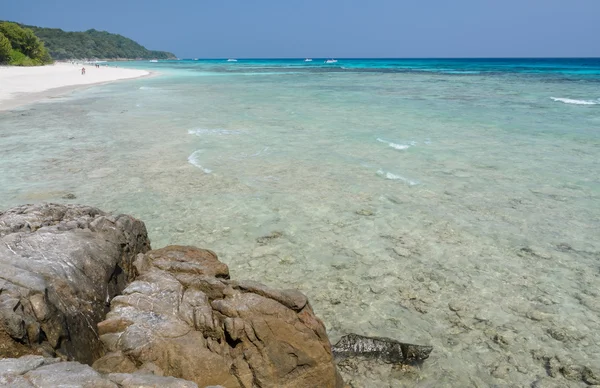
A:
1 59 599 387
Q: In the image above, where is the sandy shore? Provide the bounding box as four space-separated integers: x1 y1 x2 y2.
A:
0 62 151 111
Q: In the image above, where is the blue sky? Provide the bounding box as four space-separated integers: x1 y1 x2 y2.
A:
3 0 599 58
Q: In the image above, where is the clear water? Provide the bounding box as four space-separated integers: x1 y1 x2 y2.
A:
1 59 599 386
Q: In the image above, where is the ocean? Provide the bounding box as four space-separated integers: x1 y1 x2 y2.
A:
1 58 599 386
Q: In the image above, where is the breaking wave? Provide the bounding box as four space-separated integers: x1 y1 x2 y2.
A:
187 150 212 173
550 97 599 105
376 138 412 150
376 169 419 186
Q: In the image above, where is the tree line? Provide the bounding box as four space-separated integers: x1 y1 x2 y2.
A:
26 24 175 60
0 21 176 65
0 22 53 66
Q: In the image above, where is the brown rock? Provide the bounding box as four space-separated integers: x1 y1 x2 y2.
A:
94 245 344 388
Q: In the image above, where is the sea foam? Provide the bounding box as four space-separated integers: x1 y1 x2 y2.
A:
188 150 212 173
376 138 411 150
376 169 419 186
551 97 599 105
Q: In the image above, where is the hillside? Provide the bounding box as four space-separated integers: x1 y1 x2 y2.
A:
13 23 176 60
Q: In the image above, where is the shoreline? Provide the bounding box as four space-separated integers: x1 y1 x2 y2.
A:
0 63 155 112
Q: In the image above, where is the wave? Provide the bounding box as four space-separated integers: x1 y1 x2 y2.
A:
376 138 412 150
188 128 241 136
551 97 599 105
187 150 212 173
139 86 156 90
376 169 419 186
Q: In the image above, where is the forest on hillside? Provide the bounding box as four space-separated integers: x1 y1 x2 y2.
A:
1 21 176 61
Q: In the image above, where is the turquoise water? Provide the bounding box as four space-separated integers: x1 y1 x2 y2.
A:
1 59 599 386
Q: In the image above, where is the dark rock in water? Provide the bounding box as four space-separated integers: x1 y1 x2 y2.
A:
61 193 77 200
256 230 283 245
332 333 433 365
355 209 374 216
93 245 344 388
0 203 150 364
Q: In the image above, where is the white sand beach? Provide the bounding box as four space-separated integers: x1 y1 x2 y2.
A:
0 62 150 111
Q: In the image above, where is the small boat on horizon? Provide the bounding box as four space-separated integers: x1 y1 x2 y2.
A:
149 59 158 63
304 58 313 62
325 59 338 64
227 59 238 62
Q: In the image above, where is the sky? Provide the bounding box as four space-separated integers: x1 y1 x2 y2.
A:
2 0 599 58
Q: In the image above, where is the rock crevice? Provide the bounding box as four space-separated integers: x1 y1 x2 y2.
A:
0 204 150 364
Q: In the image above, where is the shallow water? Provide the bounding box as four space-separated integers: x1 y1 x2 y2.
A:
1 59 599 386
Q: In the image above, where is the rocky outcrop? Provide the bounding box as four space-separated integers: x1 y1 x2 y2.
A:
0 355 198 387
93 245 344 388
332 333 433 365
0 204 150 364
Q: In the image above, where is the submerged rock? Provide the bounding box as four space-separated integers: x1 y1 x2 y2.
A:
332 333 433 365
256 231 283 245
93 245 344 388
0 203 150 364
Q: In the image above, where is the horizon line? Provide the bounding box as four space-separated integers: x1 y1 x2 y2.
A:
171 56 600 60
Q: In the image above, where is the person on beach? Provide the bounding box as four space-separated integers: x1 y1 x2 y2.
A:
81 67 86 75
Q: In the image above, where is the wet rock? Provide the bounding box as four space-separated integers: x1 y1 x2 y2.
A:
0 203 151 364
560 364 599 385
526 310 551 322
25 361 118 388
369 284 386 294
448 301 464 312
484 329 510 347
355 209 374 216
531 351 599 385
93 245 344 388
574 293 600 314
546 326 584 343
331 334 433 365
107 373 199 387
518 246 553 260
530 377 571 388
392 246 411 257
0 356 198 388
256 231 283 245
427 281 440 293
490 361 512 379
0 355 60 376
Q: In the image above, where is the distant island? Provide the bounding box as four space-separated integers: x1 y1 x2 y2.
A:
0 21 176 64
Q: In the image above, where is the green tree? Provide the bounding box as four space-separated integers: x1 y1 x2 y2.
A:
0 22 27 51
0 32 11 63
0 21 52 65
